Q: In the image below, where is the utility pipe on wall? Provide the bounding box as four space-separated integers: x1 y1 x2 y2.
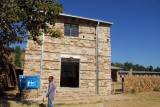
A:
39 29 45 96
96 22 99 94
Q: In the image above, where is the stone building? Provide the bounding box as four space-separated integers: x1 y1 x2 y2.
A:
23 14 113 101
111 66 122 82
118 71 160 79
111 66 160 82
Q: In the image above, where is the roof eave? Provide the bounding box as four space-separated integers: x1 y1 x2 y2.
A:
59 13 114 25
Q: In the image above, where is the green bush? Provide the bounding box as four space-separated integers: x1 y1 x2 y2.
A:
131 89 136 94
153 88 160 92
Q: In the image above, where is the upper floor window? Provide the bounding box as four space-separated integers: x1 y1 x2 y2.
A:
64 23 79 37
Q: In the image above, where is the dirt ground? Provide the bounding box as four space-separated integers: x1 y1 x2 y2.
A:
1 83 160 107
54 91 160 107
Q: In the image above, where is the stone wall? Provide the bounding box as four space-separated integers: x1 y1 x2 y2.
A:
23 16 111 98
118 73 160 82
123 77 160 93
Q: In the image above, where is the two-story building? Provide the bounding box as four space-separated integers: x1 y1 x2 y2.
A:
23 13 113 102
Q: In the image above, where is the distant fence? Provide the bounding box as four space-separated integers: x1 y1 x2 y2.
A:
123 77 160 93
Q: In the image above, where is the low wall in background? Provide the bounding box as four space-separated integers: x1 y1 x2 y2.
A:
123 77 160 93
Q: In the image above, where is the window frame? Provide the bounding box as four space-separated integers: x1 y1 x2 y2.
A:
64 23 79 37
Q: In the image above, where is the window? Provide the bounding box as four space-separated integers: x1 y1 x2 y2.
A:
60 58 79 87
64 24 78 37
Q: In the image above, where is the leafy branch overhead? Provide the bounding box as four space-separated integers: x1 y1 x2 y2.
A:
0 0 64 64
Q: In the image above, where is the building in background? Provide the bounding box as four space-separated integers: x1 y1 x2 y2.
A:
111 66 122 82
111 66 160 82
118 71 160 79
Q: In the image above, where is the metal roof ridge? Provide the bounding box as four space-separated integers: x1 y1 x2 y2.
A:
59 13 114 25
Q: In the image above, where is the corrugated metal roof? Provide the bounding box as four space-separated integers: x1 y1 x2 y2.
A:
111 66 123 70
60 13 114 25
118 71 160 74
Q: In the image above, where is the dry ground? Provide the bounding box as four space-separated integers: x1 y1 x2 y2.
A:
55 91 160 107
0 83 160 107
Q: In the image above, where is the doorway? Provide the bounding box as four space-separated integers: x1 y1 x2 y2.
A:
60 58 79 87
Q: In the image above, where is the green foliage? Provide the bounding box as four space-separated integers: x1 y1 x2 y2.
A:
131 89 136 94
21 48 25 53
14 46 22 68
154 67 160 72
9 57 14 64
112 62 158 71
14 54 22 68
21 58 25 68
153 88 160 92
149 65 153 71
51 29 62 38
15 46 22 55
0 0 64 65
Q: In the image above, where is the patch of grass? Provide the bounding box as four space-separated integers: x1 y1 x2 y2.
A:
55 103 67 106
114 93 122 95
131 89 136 94
125 91 130 94
55 103 85 107
103 100 108 102
153 88 160 92
96 101 103 103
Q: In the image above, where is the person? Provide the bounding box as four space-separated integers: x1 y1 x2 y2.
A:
46 76 55 107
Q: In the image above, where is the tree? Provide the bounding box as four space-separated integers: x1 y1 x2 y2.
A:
155 66 160 72
111 62 158 72
9 57 14 64
134 64 140 71
145 66 149 71
14 46 22 68
14 54 22 68
139 65 145 71
0 0 64 65
149 65 153 71
21 48 25 53
124 62 133 71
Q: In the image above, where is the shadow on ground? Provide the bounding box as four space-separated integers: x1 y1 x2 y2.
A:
0 87 38 107
39 103 46 107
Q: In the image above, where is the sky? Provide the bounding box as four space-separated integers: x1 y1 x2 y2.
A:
12 0 160 68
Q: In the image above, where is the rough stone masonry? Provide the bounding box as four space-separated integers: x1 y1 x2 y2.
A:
23 14 113 101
